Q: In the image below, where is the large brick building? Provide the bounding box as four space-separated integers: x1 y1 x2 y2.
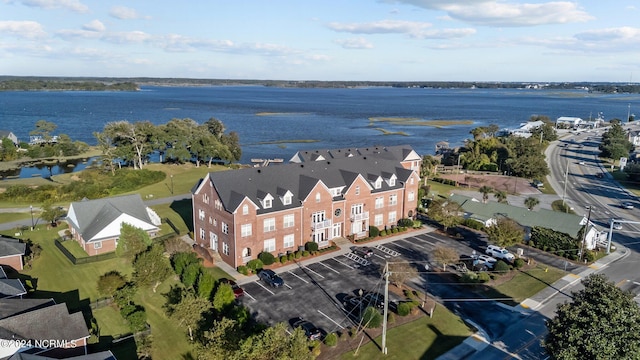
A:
192 145 421 268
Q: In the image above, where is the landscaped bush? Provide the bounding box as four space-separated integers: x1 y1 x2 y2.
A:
288 252 295 261
324 333 338 347
280 255 288 264
258 252 276 265
462 218 485 230
387 312 395 324
477 272 491 282
247 259 264 273
412 220 422 228
294 251 302 259
302 250 310 257
584 250 596 262
513 258 525 269
530 226 580 255
397 218 414 228
380 230 387 236
369 226 380 237
97 270 127 296
305 241 319 252
397 302 413 316
362 307 383 328
494 260 510 274
237 265 249 275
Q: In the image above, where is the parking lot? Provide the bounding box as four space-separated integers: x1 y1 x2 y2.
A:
238 228 520 337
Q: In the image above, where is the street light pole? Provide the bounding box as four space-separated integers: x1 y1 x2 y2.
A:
170 174 174 195
581 206 593 262
30 205 34 231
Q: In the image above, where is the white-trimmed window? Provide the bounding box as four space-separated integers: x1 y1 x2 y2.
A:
222 222 228 234
374 178 382 189
264 238 276 252
94 241 102 249
283 234 295 248
389 177 396 186
241 223 252 237
375 196 384 209
375 214 384 226
408 191 415 201
203 194 209 204
389 194 398 206
264 198 272 208
315 193 321 203
388 211 397 224
283 214 295 228
283 193 292 205
410 177 414 185
223 242 229 255
355 186 360 195
199 228 206 240
264 218 276 232
242 204 249 215
198 209 205 221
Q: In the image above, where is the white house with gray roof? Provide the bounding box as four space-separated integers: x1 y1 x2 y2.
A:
194 145 421 268
67 194 161 256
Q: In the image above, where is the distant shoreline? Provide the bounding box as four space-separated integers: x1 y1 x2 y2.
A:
1 76 640 93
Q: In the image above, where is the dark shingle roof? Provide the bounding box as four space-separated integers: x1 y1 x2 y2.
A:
0 303 89 341
0 279 26 298
8 350 116 360
0 298 55 320
289 144 419 163
204 154 415 214
0 237 26 258
69 194 154 241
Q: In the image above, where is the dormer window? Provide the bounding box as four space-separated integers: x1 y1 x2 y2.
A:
389 177 396 186
264 198 272 208
283 194 292 205
374 178 382 189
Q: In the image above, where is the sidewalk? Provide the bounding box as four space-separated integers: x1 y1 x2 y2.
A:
436 242 630 360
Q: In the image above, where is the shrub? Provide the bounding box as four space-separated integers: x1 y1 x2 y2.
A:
556 250 565 258
513 258 525 269
302 250 310 257
182 263 202 288
398 218 414 227
477 272 491 282
348 327 357 338
324 333 338 347
288 253 295 261
397 302 413 316
97 271 127 296
294 251 302 259
126 310 148 333
258 252 275 266
368 226 380 238
387 312 396 325
362 307 383 328
380 230 387 236
247 259 264 273
237 265 249 275
280 255 288 264
393 227 399 233
494 260 510 274
584 250 596 262
413 220 422 228
460 272 479 283
305 242 319 252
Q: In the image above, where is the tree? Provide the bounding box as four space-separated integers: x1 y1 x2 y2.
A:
97 271 127 296
117 223 151 261
39 202 65 225
544 274 640 359
494 190 508 203
29 119 57 141
197 272 216 300
524 196 540 210
103 120 156 169
197 317 243 360
486 217 524 248
171 251 201 276
389 261 419 289
166 290 212 341
428 199 462 232
94 131 118 175
182 263 202 289
478 185 493 203
212 282 236 313
432 246 459 270
0 137 18 161
133 244 172 289
236 322 313 360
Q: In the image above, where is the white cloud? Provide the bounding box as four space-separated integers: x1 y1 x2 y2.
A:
109 5 145 20
0 20 47 39
82 19 105 32
17 0 88 13
575 27 640 42
334 37 374 49
328 19 474 39
389 0 594 26
102 31 153 44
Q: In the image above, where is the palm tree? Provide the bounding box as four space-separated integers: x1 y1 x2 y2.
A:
478 185 493 203
494 190 508 204
524 196 540 210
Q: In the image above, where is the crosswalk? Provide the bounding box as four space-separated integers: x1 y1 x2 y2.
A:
374 244 400 257
344 252 371 266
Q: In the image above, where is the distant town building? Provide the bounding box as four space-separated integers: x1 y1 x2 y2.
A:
0 131 18 146
508 120 544 138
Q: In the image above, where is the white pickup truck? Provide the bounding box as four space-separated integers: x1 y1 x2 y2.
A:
486 245 515 262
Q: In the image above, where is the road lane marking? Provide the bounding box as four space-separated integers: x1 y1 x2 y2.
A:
288 271 309 283
374 253 386 260
317 309 345 329
284 283 292 289
318 261 340 274
243 291 256 301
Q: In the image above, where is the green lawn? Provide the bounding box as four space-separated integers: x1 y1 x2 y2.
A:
340 304 472 360
491 265 566 303
61 238 90 258
92 306 131 338
151 200 193 235
0 212 32 223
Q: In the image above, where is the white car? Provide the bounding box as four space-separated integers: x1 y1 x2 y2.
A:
476 255 497 268
622 202 634 210
486 245 515 262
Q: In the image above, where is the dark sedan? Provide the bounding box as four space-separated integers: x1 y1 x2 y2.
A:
258 269 284 288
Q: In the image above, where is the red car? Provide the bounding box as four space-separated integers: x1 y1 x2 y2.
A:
220 278 244 298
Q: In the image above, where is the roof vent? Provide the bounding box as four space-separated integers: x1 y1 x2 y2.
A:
257 169 261 173
300 164 304 168
363 156 367 160
327 161 330 164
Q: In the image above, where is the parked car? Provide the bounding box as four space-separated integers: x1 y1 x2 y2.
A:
595 172 604 179
293 318 322 341
477 254 497 269
258 269 284 288
458 255 489 272
351 246 374 258
362 291 385 309
220 278 244 298
622 202 634 209
486 245 515 262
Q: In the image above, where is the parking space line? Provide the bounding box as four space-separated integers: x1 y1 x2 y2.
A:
390 241 414 252
330 257 355 269
399 238 428 250
374 253 386 260
301 266 325 279
255 281 275 295
243 291 256 301
318 261 340 274
317 309 345 329
288 271 309 283
284 283 293 289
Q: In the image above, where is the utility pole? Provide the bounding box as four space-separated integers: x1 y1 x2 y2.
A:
562 159 569 212
381 262 390 355
581 206 593 262
30 205 34 231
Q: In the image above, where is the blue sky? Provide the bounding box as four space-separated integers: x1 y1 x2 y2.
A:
1 0 639 82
